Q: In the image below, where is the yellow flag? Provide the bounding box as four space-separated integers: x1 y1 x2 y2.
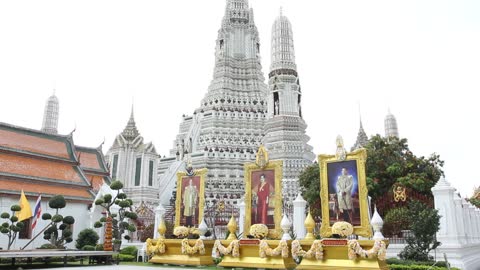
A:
16 190 32 222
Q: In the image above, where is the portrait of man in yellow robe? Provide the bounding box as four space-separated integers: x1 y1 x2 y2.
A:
183 178 198 226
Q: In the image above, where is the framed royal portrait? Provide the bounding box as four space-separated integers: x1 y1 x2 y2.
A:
319 148 372 238
175 168 207 227
244 146 283 232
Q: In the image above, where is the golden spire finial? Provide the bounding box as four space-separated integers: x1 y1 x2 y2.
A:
304 212 315 240
227 216 238 240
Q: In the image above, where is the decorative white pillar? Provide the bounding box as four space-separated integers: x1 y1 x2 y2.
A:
293 193 307 239
462 199 472 244
198 218 208 240
281 214 292 240
453 193 466 244
431 177 458 245
371 206 385 240
238 198 246 237
154 204 166 239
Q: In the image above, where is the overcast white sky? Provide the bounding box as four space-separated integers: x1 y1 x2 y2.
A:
1 0 479 197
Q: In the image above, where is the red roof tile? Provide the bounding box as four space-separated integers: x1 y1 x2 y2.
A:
78 151 102 170
0 152 84 183
0 129 71 159
85 174 105 191
0 178 92 199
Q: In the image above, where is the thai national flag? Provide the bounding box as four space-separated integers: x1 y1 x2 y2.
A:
31 195 42 230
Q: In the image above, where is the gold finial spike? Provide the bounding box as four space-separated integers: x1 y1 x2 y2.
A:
158 217 167 239
227 216 238 240
304 212 315 240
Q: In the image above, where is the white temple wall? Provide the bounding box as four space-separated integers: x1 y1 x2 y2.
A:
0 196 93 250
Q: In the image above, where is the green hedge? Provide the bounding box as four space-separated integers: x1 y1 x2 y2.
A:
386 258 450 268
120 246 138 256
389 264 459 270
81 245 96 251
117 254 135 261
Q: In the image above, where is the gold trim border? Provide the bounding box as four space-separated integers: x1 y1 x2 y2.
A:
244 160 283 233
319 148 372 238
175 168 207 227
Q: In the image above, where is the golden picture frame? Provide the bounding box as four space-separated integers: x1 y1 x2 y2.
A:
175 168 207 227
244 157 283 233
319 148 372 238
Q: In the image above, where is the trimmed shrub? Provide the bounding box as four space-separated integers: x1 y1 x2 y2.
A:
75 228 99 249
95 244 104 251
49 195 66 209
10 205 21 212
110 180 123 190
38 243 57 249
120 245 138 257
81 245 95 251
63 216 75 225
117 254 135 261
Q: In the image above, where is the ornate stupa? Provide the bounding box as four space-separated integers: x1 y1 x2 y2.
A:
41 91 59 134
263 9 315 201
384 109 399 138
158 0 268 206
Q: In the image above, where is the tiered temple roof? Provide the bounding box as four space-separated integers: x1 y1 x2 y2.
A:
0 122 109 202
76 145 112 192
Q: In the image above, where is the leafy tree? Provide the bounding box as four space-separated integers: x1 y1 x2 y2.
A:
298 163 321 218
94 180 137 248
41 195 75 248
383 207 410 237
469 197 480 208
399 201 441 261
75 228 99 249
0 205 25 250
467 188 480 208
298 135 444 217
365 135 444 201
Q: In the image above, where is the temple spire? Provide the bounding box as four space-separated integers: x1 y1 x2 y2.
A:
263 8 314 201
270 8 296 72
41 91 59 134
351 118 368 151
122 104 139 140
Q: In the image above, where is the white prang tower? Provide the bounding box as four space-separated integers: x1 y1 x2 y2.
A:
41 92 59 134
263 9 315 201
106 107 160 207
158 0 268 207
384 109 399 138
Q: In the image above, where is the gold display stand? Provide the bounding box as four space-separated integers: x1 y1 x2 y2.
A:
219 240 297 270
296 240 389 270
148 239 215 266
